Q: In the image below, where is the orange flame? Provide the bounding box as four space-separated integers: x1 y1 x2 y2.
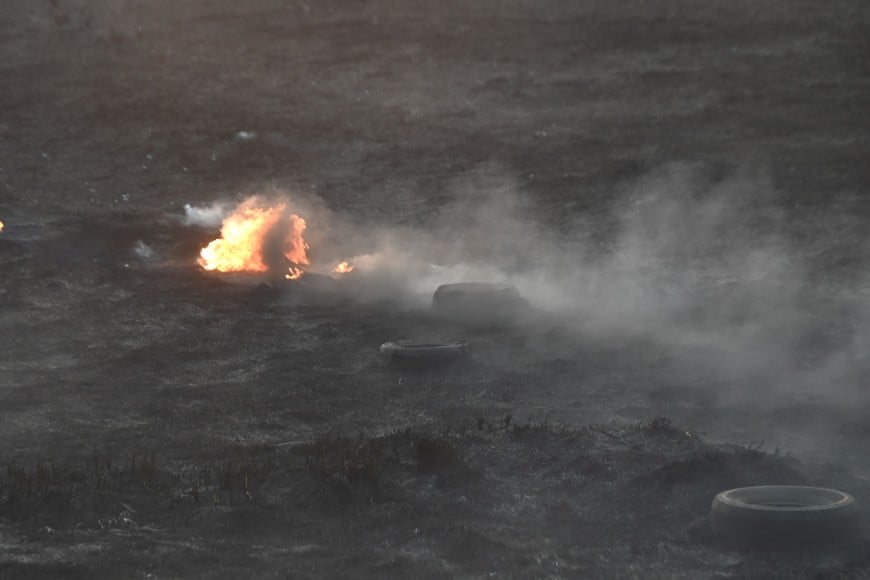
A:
198 198 310 278
285 265 305 280
333 261 354 275
0 220 4 233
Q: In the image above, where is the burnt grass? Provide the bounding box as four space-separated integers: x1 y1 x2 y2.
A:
3 419 870 579
2 0 870 577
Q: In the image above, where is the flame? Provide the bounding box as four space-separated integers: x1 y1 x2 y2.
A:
197 198 310 278
333 261 354 275
0 220 4 233
285 266 304 280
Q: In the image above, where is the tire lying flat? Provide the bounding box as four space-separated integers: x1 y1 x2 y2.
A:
378 340 467 368
711 486 859 550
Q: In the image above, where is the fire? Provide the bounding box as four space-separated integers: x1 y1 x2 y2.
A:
0 220 4 233
197 198 309 278
285 266 304 280
333 261 354 275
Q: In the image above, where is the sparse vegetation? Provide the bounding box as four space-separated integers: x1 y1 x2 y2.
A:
2 0 868 576
1 420 864 578
635 416 698 439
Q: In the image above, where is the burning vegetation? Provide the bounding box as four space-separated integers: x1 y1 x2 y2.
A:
196 197 352 279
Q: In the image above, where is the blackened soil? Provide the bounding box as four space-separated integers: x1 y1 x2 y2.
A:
1 0 869 577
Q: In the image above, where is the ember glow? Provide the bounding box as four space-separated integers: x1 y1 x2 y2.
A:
197 198 310 278
333 261 354 275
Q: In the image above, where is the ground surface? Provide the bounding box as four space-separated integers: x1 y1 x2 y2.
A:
1 0 869 578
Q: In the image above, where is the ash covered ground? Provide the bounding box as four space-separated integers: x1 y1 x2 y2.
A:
1 0 869 578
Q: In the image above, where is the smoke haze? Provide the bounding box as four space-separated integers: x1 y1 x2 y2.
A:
183 202 229 227
186 163 868 421
312 163 868 408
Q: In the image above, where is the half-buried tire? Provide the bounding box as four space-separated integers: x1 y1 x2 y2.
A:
711 486 859 549
378 340 467 368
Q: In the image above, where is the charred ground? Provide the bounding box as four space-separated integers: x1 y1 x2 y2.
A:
1 0 869 578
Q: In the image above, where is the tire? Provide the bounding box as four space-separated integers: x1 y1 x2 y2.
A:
711 486 859 549
378 340 467 368
432 282 528 324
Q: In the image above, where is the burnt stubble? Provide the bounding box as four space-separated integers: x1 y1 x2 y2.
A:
1 0 868 577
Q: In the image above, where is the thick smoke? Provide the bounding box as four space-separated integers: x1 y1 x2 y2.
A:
183 202 228 227
326 163 868 403
186 164 867 409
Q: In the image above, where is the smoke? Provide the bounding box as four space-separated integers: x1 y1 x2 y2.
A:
321 163 867 403
183 202 229 227
184 163 868 409
133 240 155 260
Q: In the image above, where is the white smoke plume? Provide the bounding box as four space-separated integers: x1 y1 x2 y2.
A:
318 163 868 403
183 202 229 227
185 164 868 409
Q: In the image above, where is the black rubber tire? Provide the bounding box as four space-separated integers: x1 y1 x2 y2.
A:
378 340 467 368
432 282 527 324
711 486 859 549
